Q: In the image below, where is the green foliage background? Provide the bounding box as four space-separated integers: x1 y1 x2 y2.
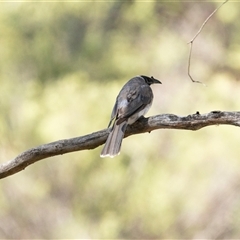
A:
1 1 240 238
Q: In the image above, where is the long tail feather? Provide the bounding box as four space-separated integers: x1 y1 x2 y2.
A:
100 121 127 158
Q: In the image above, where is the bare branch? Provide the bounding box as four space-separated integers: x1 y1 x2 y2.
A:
1 111 240 179
187 42 206 85
187 0 229 84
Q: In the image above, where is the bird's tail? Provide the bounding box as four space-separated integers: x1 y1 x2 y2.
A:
100 121 127 158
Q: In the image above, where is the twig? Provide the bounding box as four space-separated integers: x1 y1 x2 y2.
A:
188 0 229 84
1 110 240 179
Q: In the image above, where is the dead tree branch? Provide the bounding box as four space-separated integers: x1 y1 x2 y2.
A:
0 110 240 179
187 0 229 84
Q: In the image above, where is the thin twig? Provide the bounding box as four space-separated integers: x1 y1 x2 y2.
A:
188 0 229 84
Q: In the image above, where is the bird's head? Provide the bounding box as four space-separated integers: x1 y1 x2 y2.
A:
141 75 162 85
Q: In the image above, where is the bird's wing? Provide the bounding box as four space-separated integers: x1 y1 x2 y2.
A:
117 85 152 121
107 100 118 128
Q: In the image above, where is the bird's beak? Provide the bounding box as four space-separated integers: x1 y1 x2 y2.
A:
151 76 162 84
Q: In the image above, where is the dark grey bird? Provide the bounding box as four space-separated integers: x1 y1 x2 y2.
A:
100 75 161 158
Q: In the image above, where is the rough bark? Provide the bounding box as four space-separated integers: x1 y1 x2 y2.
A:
0 111 239 179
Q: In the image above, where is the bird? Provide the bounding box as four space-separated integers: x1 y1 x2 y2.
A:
100 75 161 158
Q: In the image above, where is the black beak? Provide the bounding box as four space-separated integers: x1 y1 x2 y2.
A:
151 76 162 84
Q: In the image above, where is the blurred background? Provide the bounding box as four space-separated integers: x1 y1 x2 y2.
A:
0 1 240 238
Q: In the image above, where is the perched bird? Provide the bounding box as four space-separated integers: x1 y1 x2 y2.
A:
100 75 161 158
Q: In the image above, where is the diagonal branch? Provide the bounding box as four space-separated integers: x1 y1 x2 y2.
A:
1 110 240 179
